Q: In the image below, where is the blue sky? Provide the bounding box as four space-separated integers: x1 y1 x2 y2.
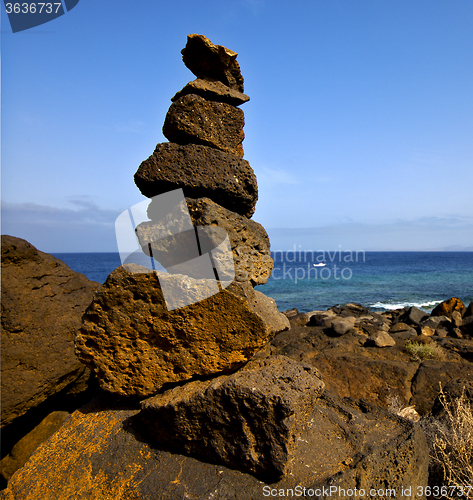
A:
2 0 473 252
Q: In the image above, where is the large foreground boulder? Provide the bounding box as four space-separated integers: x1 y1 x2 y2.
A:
134 142 258 217
1 235 99 427
140 356 325 480
75 266 289 397
0 390 428 500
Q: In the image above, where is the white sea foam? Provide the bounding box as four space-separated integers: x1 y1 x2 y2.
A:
370 300 443 311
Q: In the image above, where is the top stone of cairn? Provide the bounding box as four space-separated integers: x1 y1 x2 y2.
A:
181 34 244 93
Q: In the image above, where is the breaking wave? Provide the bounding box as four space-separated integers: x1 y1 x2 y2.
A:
369 300 443 311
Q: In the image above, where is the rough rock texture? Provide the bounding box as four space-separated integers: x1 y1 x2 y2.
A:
464 301 473 318
0 391 428 500
139 197 273 285
163 94 245 157
331 316 356 335
172 78 249 106
270 310 473 415
1 235 99 427
181 34 244 92
398 306 429 326
134 142 257 218
366 331 396 347
141 356 325 480
431 297 466 317
0 411 70 482
75 266 288 397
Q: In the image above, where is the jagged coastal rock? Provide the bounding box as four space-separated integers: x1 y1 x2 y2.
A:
275 300 473 414
0 390 429 499
163 93 245 156
0 235 99 427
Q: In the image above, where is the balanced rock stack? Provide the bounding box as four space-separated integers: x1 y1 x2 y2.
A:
76 34 289 400
74 34 318 479
0 37 430 497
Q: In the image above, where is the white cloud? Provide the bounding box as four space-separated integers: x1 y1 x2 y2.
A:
1 200 123 252
266 215 473 251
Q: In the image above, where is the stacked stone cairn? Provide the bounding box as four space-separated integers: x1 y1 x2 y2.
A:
72 37 430 488
75 34 330 480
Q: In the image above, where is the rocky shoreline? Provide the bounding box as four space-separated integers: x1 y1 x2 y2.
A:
1 232 472 497
1 34 472 499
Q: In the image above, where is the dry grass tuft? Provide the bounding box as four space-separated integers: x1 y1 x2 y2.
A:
422 386 473 499
405 341 446 361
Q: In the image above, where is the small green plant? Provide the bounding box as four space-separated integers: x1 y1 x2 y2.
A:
405 341 445 361
421 386 473 499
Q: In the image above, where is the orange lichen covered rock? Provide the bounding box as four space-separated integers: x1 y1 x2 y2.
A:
75 266 289 397
431 297 466 318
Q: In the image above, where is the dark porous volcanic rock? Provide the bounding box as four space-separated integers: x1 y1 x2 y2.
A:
163 94 245 157
270 320 473 415
75 266 288 397
0 391 428 500
431 297 466 318
172 78 249 106
398 306 429 326
461 315 473 337
140 355 325 480
134 142 258 217
181 34 244 92
1 235 99 427
464 301 473 318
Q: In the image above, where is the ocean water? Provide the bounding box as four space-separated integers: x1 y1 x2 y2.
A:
53 251 473 313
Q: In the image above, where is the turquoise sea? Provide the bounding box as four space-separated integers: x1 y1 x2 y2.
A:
53 251 473 313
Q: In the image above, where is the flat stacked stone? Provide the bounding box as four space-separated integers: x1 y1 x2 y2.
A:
135 142 257 217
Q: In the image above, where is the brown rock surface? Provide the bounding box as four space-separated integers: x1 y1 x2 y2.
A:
410 360 473 414
172 78 249 106
140 356 325 480
270 323 473 414
137 196 273 285
0 391 428 500
431 297 466 317
134 142 258 217
181 34 244 92
0 411 70 482
75 266 288 397
163 94 245 157
187 197 272 285
1 235 99 427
